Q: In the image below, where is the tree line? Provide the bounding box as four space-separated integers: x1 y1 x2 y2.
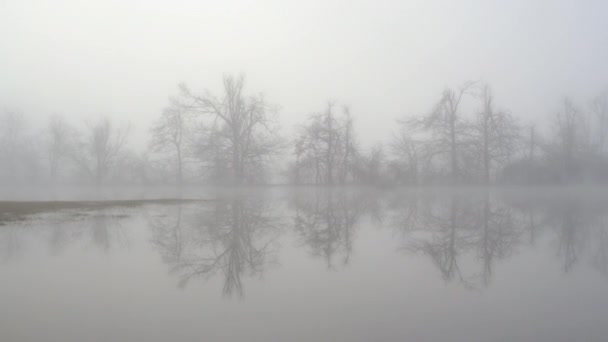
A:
2 74 607 186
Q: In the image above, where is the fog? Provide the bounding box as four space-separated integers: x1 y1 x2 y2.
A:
2 1 608 149
2 1 608 186
2 1 608 341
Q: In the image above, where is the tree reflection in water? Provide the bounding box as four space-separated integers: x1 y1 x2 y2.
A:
150 196 281 297
290 190 380 269
398 194 482 288
1 190 608 296
592 217 608 276
0 209 130 262
393 191 608 289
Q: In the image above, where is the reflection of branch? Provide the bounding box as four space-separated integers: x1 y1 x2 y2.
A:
0 209 131 263
557 209 581 273
472 197 521 286
404 195 522 290
592 222 608 276
150 205 183 263
387 194 422 234
0 226 21 262
291 191 371 269
88 211 129 253
511 195 608 277
406 199 470 284
151 199 280 297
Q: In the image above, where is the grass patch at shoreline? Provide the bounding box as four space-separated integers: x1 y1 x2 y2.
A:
0 199 205 224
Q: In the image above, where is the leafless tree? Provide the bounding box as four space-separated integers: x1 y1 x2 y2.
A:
471 85 520 184
545 98 591 182
72 117 130 184
150 99 191 185
0 109 27 183
352 143 385 185
554 98 588 158
179 74 283 184
338 106 355 184
525 124 541 161
590 91 608 153
292 103 358 185
390 122 420 184
409 82 475 183
46 114 75 183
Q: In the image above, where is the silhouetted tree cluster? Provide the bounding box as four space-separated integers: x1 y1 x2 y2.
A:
2 77 608 186
503 92 608 184
177 74 283 184
289 103 357 185
388 83 520 184
0 108 133 185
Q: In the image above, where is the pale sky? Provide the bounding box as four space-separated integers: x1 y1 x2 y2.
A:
1 0 607 149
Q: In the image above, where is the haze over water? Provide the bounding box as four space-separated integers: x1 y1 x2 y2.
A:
1 188 607 342
2 1 608 341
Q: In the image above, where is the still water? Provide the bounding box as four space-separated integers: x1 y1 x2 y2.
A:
1 188 608 341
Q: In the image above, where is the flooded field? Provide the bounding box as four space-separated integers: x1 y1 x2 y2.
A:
1 188 608 341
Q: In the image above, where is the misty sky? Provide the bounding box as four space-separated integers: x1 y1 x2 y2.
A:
1 0 607 148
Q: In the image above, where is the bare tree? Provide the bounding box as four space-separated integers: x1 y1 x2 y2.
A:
554 98 587 158
338 106 356 184
47 114 75 183
292 103 357 185
179 74 282 184
472 85 520 184
409 82 475 183
390 122 420 184
0 109 26 183
525 124 540 161
352 143 385 185
150 99 191 185
72 117 130 184
590 91 608 153
546 98 591 182
322 103 340 185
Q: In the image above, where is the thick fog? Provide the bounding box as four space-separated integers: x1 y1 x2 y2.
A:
1 0 608 186
3 3 608 341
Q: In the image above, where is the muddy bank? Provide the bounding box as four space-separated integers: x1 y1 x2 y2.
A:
0 199 204 224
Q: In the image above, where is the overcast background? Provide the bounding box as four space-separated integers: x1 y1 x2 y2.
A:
1 0 607 149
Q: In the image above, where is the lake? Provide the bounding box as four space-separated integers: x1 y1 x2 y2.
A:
1 187 608 341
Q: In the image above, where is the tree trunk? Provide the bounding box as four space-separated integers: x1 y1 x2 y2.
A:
483 115 490 185
450 113 458 183
176 146 183 186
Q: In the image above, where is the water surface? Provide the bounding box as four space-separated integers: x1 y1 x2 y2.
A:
1 188 607 341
